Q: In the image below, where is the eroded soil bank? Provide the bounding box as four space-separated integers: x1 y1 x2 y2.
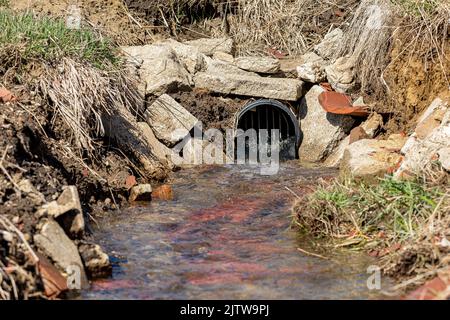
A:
82 164 387 300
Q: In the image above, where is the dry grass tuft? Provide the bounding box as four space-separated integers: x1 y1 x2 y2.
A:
39 58 142 157
392 0 450 84
212 0 360 56
335 0 395 93
335 0 450 95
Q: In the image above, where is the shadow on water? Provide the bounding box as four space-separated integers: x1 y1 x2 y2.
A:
81 163 387 300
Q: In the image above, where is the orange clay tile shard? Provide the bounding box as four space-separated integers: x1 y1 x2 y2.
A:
318 91 369 117
0 88 16 103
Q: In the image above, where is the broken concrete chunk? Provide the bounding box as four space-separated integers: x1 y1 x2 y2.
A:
34 219 89 289
121 44 192 96
184 37 234 56
325 56 356 93
145 94 199 147
129 184 152 202
296 52 326 83
194 71 304 101
314 28 343 60
78 242 112 279
299 85 355 163
234 56 280 74
42 186 85 239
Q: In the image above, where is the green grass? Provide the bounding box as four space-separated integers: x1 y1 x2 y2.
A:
294 176 448 245
0 10 119 68
390 0 441 16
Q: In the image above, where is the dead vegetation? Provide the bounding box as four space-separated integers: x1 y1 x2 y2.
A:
332 0 449 135
39 57 142 156
224 0 359 56
0 9 166 299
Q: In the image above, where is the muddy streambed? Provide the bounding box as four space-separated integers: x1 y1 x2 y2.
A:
81 163 386 299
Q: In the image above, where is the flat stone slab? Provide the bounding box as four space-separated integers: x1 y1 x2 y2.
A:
184 37 234 56
193 71 304 101
145 94 199 147
234 56 280 74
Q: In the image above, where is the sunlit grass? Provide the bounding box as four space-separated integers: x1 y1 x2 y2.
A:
0 10 119 68
293 176 448 245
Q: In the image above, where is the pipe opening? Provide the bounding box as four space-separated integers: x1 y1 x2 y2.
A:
235 100 300 162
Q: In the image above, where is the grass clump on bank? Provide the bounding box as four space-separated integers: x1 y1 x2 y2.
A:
293 172 449 290
0 10 141 156
0 10 119 69
294 176 448 244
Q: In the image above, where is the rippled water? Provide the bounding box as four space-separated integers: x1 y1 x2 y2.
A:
82 163 384 300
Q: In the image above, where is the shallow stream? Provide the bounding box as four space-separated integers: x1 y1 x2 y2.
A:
82 163 384 299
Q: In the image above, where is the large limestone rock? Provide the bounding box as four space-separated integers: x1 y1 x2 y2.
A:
314 28 343 60
325 56 356 93
155 39 206 74
395 97 450 178
145 94 199 147
121 44 192 96
299 85 355 162
194 70 304 101
340 134 407 182
324 113 383 167
184 37 234 56
34 220 89 289
234 56 280 74
296 52 326 83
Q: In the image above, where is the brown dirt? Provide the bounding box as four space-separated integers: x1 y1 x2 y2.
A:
170 89 248 132
0 84 142 299
11 0 156 45
378 36 450 135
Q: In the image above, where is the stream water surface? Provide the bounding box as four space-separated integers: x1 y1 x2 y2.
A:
82 163 384 299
